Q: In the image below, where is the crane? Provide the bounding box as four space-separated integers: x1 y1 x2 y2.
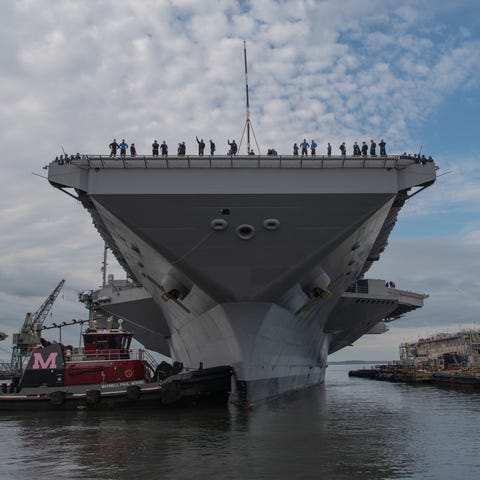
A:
10 279 65 375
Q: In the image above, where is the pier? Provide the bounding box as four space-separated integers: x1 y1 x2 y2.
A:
349 363 480 387
348 364 434 383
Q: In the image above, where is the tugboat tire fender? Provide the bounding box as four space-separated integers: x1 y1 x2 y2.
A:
50 391 65 406
86 389 101 405
126 385 141 401
161 381 180 405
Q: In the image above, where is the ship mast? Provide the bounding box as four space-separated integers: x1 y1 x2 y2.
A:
239 41 261 155
244 41 251 154
101 243 108 287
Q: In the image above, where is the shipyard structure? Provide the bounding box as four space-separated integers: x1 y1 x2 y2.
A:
48 154 436 406
400 329 480 368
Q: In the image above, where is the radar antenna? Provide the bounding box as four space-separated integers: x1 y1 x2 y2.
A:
239 41 261 155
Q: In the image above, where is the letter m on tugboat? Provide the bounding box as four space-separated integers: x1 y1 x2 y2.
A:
32 352 58 369
21 343 66 388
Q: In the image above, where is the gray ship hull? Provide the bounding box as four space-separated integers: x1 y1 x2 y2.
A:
49 155 436 406
168 302 328 406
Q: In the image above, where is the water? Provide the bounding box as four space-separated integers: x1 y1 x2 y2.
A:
1 365 479 480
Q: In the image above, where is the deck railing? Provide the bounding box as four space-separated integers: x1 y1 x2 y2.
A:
52 154 431 171
69 348 154 364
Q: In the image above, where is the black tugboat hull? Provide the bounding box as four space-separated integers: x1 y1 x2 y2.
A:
0 366 233 411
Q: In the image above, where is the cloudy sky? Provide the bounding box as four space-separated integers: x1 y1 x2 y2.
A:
1 0 479 362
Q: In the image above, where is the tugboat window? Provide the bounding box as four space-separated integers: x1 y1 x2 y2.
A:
97 335 107 349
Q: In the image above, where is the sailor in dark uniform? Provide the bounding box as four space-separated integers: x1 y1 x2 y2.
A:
161 141 168 158
370 139 377 156
210 140 216 155
361 142 368 157
379 139 387 156
196 137 206 156
178 142 186 155
109 139 119 157
228 139 238 156
152 140 159 156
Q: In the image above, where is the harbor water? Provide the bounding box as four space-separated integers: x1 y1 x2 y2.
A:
0 364 479 480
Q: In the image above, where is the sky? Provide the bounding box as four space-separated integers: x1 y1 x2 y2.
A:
1 0 480 362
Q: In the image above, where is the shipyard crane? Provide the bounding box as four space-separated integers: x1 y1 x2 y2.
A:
10 279 65 375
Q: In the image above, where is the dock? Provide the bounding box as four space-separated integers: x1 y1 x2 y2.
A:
349 363 480 388
349 364 434 383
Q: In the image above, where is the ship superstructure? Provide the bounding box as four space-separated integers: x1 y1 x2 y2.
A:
48 154 436 406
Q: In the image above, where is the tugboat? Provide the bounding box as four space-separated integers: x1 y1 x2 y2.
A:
0 317 232 410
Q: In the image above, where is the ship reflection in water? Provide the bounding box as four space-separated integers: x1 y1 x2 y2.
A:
1 365 479 480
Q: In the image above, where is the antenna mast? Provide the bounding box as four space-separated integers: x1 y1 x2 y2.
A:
101 243 108 287
239 41 261 155
244 41 251 154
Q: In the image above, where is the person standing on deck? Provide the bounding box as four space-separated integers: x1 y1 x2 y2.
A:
119 139 128 157
152 140 159 156
293 143 299 156
161 141 168 158
196 137 206 156
311 140 317 156
130 143 136 157
327 142 332 156
339 142 346 156
210 140 216 155
353 142 361 156
300 139 309 157
109 139 119 157
370 139 377 156
379 139 387 156
227 139 238 156
361 142 368 157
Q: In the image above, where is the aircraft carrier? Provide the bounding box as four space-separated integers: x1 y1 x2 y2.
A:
48 152 436 407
